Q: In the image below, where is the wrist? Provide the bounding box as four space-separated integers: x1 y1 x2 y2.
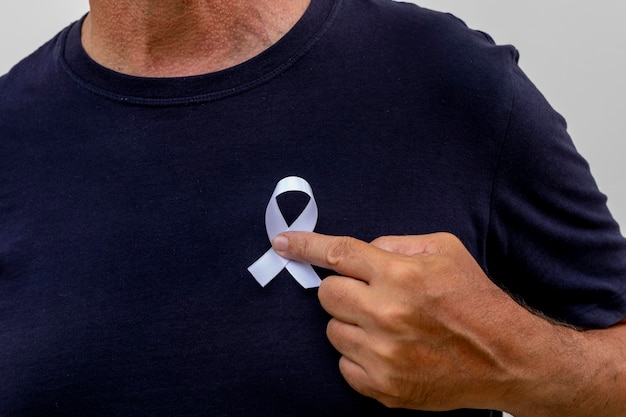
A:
498 314 613 417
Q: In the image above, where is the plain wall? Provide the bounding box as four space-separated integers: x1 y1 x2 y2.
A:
1 1 623 230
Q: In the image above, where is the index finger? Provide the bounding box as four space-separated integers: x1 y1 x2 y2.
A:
272 231 388 283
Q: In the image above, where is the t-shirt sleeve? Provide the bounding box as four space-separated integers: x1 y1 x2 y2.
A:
486 62 626 329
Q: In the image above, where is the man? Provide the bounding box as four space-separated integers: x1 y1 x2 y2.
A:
0 0 624 416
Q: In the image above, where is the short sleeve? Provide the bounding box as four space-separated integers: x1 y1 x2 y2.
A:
486 63 626 329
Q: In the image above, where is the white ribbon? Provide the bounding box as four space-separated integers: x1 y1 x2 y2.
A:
248 176 322 289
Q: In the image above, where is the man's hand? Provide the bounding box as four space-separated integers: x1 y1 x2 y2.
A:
272 231 522 411
272 232 626 416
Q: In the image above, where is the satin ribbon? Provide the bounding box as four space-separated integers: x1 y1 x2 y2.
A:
248 176 322 289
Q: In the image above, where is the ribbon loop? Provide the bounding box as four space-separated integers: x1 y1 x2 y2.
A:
248 176 322 289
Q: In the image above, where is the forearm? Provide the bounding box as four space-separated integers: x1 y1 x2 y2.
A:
500 315 626 417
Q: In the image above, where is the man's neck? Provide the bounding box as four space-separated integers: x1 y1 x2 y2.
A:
82 0 311 77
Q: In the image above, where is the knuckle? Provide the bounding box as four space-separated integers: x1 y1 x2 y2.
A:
324 236 356 269
370 371 414 409
414 232 461 256
370 235 394 251
378 393 405 409
435 231 457 241
377 302 412 329
376 369 432 410
433 232 463 251
385 258 425 289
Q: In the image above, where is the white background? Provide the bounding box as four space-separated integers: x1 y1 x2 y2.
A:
1 2 624 416
1 0 624 231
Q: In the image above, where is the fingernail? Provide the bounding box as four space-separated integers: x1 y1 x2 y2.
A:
272 235 289 252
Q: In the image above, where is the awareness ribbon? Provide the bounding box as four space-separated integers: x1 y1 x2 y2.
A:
248 176 322 289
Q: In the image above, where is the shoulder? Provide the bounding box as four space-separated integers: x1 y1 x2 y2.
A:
334 0 515 57
0 25 72 158
0 25 70 108
329 0 520 100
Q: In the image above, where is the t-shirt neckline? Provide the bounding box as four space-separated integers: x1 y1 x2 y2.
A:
59 0 338 105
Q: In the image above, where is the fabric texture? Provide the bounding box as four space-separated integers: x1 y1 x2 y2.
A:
1 0 625 415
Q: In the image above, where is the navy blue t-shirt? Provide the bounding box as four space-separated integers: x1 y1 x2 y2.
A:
1 0 625 415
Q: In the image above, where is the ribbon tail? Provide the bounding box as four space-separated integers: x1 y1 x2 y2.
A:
286 261 322 289
248 249 288 287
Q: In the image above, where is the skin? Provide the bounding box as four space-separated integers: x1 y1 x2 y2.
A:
272 231 626 416
81 0 311 77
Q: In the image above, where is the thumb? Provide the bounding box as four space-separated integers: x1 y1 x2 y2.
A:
370 233 453 256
